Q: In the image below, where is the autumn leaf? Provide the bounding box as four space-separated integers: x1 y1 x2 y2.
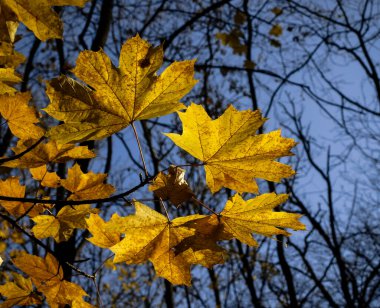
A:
60 163 115 200
1 0 89 41
0 67 21 94
86 213 121 248
12 253 93 307
269 24 283 37
0 273 42 307
216 29 247 55
149 165 194 206
2 139 95 168
0 176 45 217
218 193 305 246
44 34 197 143
30 165 61 188
110 202 210 285
165 104 296 193
32 204 98 242
0 92 45 139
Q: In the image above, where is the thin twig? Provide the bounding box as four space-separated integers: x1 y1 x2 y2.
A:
191 197 218 215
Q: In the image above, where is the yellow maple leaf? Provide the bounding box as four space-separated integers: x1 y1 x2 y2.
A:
12 253 93 307
0 67 21 94
110 202 211 285
86 213 121 248
165 104 296 193
60 163 115 200
0 92 45 139
32 204 98 242
30 165 61 188
0 273 42 307
149 165 194 206
2 139 95 168
44 34 197 143
1 0 89 41
218 193 305 246
0 176 45 217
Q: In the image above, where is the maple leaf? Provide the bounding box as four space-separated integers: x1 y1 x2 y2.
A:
2 139 95 168
30 165 61 188
149 165 195 206
60 163 115 200
165 103 296 194
44 34 197 143
1 0 89 41
86 213 121 248
110 202 211 285
0 92 45 139
218 193 305 246
0 67 21 94
0 176 45 217
0 273 42 307
12 253 93 307
269 24 283 37
32 204 98 242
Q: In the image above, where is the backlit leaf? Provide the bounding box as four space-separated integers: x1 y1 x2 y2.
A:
86 213 121 248
2 139 95 168
1 0 89 41
12 253 93 307
60 163 115 200
165 104 296 193
44 34 197 143
30 165 61 188
0 92 45 139
32 204 98 242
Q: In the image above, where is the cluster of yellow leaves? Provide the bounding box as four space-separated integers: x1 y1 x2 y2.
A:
0 253 93 307
86 193 305 285
0 23 305 306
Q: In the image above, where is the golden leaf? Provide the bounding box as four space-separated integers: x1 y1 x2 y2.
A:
32 204 98 242
0 273 42 307
0 67 21 94
30 165 61 188
0 176 43 217
2 139 95 168
44 34 197 143
110 202 208 285
60 163 115 200
86 213 121 248
1 0 89 41
0 92 45 139
12 253 93 307
149 165 194 206
165 104 296 193
218 193 305 246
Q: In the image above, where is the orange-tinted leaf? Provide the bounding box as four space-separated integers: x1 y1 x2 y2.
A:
0 273 42 307
60 163 115 200
0 177 43 217
2 139 95 168
149 165 194 206
0 92 45 139
0 67 21 94
13 253 93 307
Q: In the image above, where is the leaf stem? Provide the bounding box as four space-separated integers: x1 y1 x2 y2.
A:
131 122 149 178
159 198 171 221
